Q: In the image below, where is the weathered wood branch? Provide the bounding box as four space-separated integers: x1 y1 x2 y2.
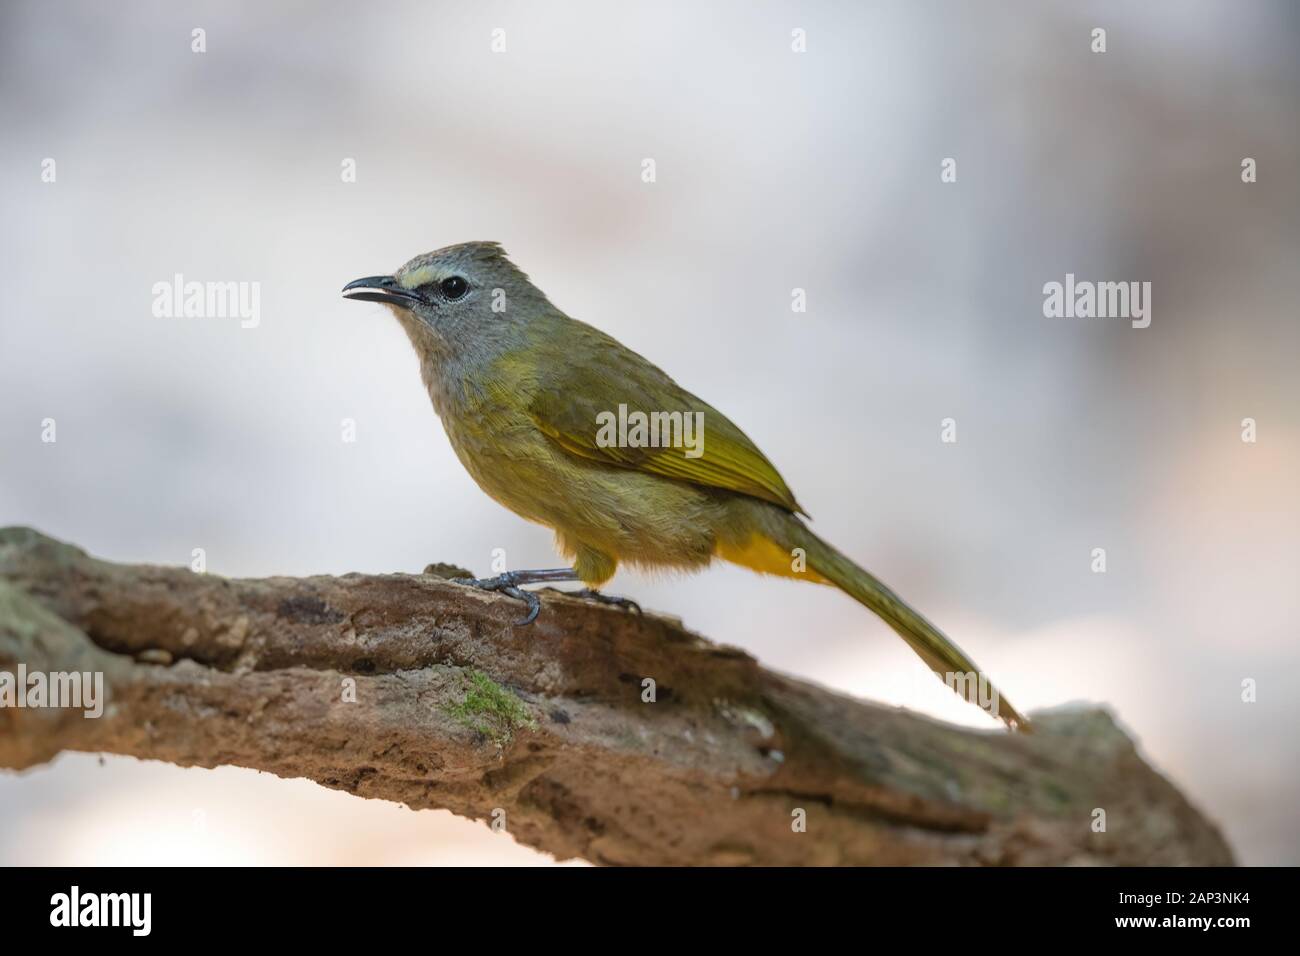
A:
0 527 1232 865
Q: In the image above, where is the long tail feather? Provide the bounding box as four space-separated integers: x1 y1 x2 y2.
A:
768 514 1028 731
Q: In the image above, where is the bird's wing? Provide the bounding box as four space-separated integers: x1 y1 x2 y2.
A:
524 323 805 515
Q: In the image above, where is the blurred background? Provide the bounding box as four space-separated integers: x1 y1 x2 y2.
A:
1 0 1297 865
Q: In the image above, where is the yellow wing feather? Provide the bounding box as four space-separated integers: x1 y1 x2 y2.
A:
524 322 805 515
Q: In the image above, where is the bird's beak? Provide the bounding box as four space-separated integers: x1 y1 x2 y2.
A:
341 275 424 311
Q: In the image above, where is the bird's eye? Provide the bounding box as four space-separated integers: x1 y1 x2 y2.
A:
440 276 469 300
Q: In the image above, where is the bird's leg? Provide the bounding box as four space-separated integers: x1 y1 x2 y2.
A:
449 568 579 626
567 589 642 615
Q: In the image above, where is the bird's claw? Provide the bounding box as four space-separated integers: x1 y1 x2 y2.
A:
450 573 542 626
570 588 641 615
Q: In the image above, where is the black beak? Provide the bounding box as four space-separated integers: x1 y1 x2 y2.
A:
342 275 424 311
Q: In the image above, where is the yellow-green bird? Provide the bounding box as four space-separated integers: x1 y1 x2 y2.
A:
344 242 1026 730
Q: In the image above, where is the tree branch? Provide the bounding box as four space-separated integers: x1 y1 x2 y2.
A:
0 527 1232 865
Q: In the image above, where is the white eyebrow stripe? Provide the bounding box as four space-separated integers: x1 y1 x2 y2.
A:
398 265 444 289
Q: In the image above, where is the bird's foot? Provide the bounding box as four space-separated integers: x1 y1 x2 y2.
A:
450 572 542 626
569 588 642 615
449 567 580 626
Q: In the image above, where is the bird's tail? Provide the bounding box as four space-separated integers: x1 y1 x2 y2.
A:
729 510 1028 731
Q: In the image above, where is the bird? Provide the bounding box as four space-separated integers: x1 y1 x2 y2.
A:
343 242 1027 730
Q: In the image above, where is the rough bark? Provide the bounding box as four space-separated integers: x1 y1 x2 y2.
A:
0 527 1233 866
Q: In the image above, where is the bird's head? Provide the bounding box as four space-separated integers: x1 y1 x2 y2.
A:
343 242 550 357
